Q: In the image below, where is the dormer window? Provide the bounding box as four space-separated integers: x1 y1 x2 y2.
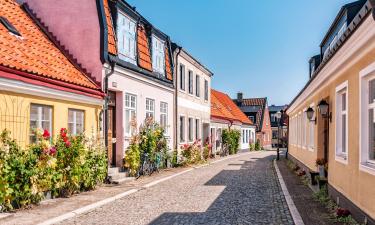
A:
0 16 21 37
337 23 347 39
117 12 136 64
152 35 165 75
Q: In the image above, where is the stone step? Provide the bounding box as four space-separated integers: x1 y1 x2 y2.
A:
111 177 135 185
108 167 121 175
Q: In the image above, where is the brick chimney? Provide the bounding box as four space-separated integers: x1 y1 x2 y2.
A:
237 92 243 106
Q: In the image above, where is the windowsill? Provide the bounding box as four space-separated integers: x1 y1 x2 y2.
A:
335 154 348 165
308 147 314 152
179 89 186 93
360 162 375 176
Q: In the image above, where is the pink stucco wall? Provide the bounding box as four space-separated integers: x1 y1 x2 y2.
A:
22 0 103 83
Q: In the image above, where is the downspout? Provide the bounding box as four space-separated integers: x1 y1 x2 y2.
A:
174 46 182 151
104 61 116 165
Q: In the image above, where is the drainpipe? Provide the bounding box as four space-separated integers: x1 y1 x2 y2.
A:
174 46 182 151
370 0 375 20
104 61 116 166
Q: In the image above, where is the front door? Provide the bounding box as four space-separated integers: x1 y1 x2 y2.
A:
108 92 116 166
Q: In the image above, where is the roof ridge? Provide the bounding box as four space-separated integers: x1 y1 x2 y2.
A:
22 3 101 89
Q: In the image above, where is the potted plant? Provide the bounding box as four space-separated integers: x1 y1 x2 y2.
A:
316 158 327 178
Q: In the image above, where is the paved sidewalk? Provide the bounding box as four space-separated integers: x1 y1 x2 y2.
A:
0 152 250 225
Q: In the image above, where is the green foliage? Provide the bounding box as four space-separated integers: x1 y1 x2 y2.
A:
181 140 203 165
0 128 107 211
123 118 169 176
255 139 262 151
170 149 179 167
249 143 255 151
222 129 241 155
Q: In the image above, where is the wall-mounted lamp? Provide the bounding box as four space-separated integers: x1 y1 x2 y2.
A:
318 99 332 122
305 107 316 124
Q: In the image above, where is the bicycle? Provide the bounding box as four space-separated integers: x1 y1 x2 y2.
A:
136 152 153 179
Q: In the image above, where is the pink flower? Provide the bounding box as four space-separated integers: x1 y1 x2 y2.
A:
42 129 50 139
65 141 71 147
49 147 56 156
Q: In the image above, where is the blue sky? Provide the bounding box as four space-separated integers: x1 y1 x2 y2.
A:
126 0 352 105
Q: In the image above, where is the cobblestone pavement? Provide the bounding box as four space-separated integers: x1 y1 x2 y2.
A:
61 151 293 225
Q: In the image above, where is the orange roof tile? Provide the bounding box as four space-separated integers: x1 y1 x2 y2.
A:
137 25 152 71
164 46 172 80
103 0 117 55
211 89 253 125
0 0 101 92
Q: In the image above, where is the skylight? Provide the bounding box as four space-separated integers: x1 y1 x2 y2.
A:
0 16 21 37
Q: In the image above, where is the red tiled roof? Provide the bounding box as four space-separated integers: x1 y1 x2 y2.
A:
0 0 102 93
137 25 152 71
102 2 173 80
164 46 172 80
211 89 253 125
103 0 117 55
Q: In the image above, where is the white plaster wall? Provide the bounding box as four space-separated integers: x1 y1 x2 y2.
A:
108 67 174 165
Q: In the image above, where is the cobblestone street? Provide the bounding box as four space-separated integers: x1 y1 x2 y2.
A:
61 151 293 225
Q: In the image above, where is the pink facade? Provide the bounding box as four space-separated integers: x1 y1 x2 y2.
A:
22 0 103 82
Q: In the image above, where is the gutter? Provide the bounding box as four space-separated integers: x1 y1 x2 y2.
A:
174 46 182 150
104 61 116 165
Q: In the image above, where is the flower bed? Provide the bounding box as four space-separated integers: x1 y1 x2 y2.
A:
0 128 107 211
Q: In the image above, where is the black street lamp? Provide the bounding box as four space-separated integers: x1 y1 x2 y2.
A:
275 110 284 160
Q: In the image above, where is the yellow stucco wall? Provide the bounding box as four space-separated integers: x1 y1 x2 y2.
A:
0 90 102 146
287 24 375 218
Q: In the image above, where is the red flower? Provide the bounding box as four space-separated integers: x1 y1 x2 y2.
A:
65 141 71 147
60 128 67 138
49 147 57 155
63 136 68 142
42 129 50 139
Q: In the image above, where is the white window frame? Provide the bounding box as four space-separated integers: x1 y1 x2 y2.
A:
145 98 155 119
195 118 200 140
188 117 194 142
68 109 85 135
188 70 194 95
125 93 137 136
151 35 165 75
360 62 375 175
204 79 209 101
195 74 200 97
302 108 307 149
117 12 136 64
29 104 52 143
179 64 185 91
179 115 186 143
335 81 348 163
160 102 168 135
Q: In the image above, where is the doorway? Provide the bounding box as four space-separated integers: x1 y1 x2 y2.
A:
108 91 116 166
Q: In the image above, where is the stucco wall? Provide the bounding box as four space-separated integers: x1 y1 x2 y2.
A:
22 0 103 82
176 53 211 148
0 90 101 147
108 67 174 166
287 15 375 219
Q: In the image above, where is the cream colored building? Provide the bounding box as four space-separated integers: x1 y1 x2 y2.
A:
172 45 213 150
287 1 375 223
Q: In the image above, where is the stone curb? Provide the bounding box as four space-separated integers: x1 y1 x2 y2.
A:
273 159 305 225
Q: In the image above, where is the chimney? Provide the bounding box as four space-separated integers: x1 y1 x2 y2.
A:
237 92 243 106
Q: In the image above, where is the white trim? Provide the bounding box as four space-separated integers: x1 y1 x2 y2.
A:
177 97 210 113
334 80 348 164
359 61 375 175
287 16 375 115
0 77 103 105
308 103 315 152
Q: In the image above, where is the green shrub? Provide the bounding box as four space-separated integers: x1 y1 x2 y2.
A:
0 128 106 211
170 149 179 167
255 139 262 151
222 129 241 155
180 140 203 165
249 143 255 151
123 118 169 175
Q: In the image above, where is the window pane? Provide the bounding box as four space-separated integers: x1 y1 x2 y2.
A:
342 92 346 111
369 79 375 104
342 114 346 153
30 105 38 121
42 107 51 120
68 110 74 123
369 108 375 160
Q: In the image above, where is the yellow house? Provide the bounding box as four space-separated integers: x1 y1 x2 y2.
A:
0 0 104 146
287 1 375 224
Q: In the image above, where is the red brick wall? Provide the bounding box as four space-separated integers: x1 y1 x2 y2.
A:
256 107 272 148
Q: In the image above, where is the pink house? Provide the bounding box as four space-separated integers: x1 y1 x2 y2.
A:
22 0 176 174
